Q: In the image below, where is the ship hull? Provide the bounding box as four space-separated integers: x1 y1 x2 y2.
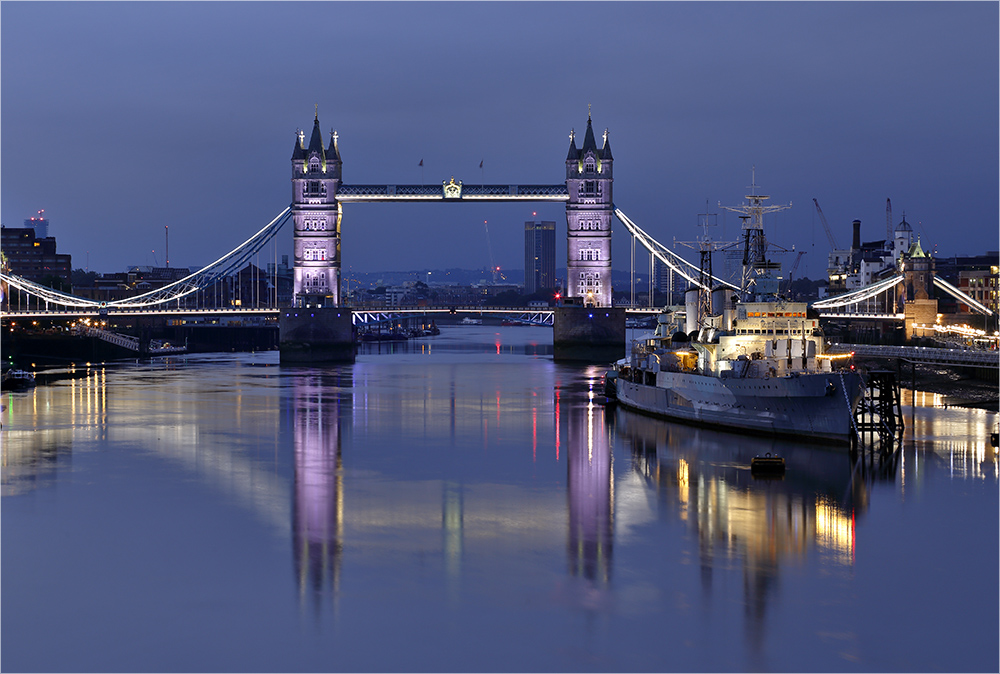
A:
615 369 865 444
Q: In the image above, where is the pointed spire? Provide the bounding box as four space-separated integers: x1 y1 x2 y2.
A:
307 114 325 156
581 115 598 153
566 127 579 160
291 128 305 160
601 127 613 161
328 128 341 162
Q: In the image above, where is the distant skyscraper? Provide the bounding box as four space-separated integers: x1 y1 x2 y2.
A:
524 220 555 295
23 209 48 239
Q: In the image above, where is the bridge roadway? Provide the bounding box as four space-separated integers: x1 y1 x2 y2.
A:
2 305 664 325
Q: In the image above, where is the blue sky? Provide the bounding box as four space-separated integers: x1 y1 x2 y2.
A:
2 1 997 280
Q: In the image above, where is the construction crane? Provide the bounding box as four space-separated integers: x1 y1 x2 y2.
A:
782 250 806 295
483 219 499 284
812 199 839 249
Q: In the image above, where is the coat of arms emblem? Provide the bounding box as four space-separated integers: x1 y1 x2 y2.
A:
443 176 462 199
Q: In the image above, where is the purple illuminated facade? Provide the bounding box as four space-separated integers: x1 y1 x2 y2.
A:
292 376 344 603
565 401 613 585
291 113 342 306
565 114 613 307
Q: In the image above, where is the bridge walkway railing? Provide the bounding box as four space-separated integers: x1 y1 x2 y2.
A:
829 343 998 369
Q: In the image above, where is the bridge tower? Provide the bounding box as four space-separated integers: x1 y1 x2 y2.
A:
291 111 342 307
565 112 613 307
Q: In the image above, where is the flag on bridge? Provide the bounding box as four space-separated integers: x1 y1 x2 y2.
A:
419 159 423 167
479 160 483 168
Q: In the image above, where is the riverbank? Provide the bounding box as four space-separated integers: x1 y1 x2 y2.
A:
857 357 998 411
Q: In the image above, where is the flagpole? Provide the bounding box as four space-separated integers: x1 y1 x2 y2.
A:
480 160 484 188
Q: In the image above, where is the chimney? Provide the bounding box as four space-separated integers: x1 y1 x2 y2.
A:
852 220 862 250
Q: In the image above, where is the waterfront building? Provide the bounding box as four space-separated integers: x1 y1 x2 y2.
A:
0 224 71 289
524 220 556 295
958 267 999 315
827 216 915 294
565 113 613 307
291 112 342 307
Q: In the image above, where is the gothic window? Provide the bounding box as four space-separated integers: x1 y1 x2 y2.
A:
305 181 327 198
585 159 596 174
309 158 321 174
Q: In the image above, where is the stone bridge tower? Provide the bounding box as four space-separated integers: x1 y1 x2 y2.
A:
291 112 342 306
565 113 613 307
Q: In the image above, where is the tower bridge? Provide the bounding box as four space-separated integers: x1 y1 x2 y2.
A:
4 109 993 363
290 110 614 309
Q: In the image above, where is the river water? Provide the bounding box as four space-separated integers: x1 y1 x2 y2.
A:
2 326 997 673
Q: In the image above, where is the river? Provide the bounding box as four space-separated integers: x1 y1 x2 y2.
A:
2 325 997 672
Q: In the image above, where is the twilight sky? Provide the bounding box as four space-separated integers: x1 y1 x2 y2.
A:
2 1 997 281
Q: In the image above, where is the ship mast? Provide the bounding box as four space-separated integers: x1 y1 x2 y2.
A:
719 167 791 300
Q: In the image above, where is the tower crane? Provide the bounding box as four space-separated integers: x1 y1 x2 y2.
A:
483 219 499 284
782 250 806 295
812 199 839 249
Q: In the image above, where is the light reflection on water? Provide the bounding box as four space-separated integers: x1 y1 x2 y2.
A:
2 327 997 673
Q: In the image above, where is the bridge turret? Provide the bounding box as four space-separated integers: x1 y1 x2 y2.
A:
565 112 613 307
291 111 342 307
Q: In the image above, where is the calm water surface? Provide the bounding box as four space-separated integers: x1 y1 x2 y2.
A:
2 326 997 672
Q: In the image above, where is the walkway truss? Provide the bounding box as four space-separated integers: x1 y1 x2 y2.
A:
2 208 292 310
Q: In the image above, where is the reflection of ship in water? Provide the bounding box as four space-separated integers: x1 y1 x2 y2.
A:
614 408 880 661
289 372 350 610
564 398 613 587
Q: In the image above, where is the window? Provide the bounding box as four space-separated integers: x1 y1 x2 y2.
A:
304 181 327 198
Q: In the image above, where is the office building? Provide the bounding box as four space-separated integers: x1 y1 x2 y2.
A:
524 220 556 295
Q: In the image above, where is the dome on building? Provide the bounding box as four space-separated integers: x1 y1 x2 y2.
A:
896 217 913 232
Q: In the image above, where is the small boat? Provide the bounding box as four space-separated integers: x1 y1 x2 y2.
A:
460 317 483 325
750 453 785 475
1 369 36 391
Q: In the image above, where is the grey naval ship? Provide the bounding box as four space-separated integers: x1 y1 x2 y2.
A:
608 177 865 443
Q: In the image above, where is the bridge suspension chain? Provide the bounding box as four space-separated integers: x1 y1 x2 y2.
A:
2 207 292 310
612 206 739 292
811 274 904 310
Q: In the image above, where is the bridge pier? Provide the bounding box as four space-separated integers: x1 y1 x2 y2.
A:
279 308 355 364
553 305 626 363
